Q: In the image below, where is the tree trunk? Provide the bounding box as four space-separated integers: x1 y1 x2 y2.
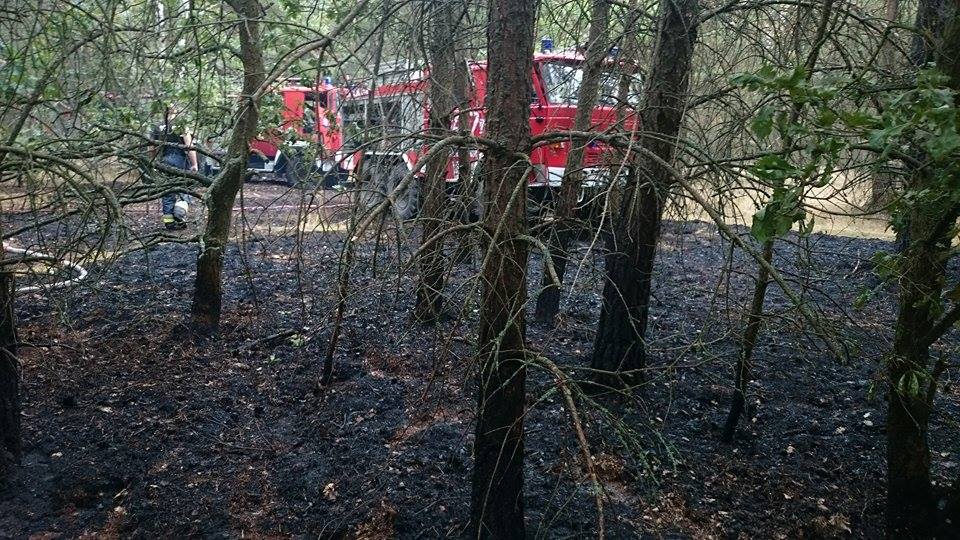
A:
191 0 265 335
414 0 468 323
589 0 699 388
533 0 611 323
590 177 663 389
0 270 19 478
469 0 535 536
910 0 951 68
886 224 944 537
870 0 901 209
885 2 960 535
722 239 773 442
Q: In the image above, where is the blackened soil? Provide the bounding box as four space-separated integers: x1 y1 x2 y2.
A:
1 189 958 538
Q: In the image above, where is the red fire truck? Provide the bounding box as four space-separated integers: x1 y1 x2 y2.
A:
214 79 347 186
335 40 640 218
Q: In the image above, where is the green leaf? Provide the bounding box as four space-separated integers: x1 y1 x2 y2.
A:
897 371 921 398
750 186 806 242
751 106 774 139
853 288 874 310
730 72 762 89
781 65 807 89
288 333 305 348
841 110 879 129
925 129 960 160
751 154 801 184
868 124 905 151
815 107 837 127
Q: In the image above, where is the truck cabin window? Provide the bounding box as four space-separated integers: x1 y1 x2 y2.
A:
540 61 641 106
301 91 327 134
339 95 420 151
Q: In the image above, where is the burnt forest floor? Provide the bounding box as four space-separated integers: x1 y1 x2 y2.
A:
1 183 959 539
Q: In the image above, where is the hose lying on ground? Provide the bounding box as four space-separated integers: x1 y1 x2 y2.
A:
3 244 88 293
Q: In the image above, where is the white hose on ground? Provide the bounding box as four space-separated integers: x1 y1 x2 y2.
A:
2 244 89 293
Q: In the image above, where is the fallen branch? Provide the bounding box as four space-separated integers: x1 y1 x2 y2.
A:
535 355 606 539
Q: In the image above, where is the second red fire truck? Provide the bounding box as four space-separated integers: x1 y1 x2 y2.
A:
334 39 640 217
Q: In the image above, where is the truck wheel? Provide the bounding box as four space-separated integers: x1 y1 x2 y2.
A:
528 185 554 222
357 163 386 210
383 162 420 219
359 161 420 219
284 153 314 187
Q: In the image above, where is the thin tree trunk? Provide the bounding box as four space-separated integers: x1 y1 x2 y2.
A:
722 0 833 440
469 0 535 536
0 270 19 478
721 239 772 442
589 0 699 389
534 0 611 322
871 0 901 209
191 0 265 334
414 0 467 323
0 30 75 479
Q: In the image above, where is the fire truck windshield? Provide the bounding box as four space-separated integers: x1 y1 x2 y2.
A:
540 61 641 106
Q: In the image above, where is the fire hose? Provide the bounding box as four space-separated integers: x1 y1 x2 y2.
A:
3 244 88 293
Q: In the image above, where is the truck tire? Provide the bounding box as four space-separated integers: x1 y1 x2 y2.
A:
466 159 485 222
284 152 314 187
385 162 420 219
357 165 384 209
528 185 553 222
360 161 421 220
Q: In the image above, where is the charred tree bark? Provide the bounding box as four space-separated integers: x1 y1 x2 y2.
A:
885 2 960 536
0 270 19 478
534 0 611 323
721 240 773 442
885 208 952 537
591 177 663 389
589 0 699 389
910 0 952 67
191 0 265 335
469 0 535 536
414 0 468 323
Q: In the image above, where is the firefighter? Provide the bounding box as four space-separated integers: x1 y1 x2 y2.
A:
202 135 222 177
150 105 199 230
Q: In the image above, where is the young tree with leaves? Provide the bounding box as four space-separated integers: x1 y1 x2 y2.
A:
722 0 835 442
191 0 266 334
730 0 960 530
883 1 960 533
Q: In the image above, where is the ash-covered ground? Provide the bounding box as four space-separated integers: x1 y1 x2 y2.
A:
1 183 957 538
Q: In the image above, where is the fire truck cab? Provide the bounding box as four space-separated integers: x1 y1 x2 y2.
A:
213 79 347 186
336 39 640 218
